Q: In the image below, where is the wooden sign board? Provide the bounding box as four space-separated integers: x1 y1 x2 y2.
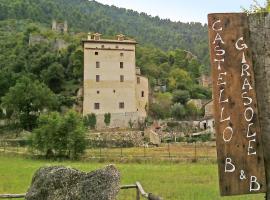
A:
208 13 266 196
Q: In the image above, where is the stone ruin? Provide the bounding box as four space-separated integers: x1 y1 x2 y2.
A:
25 165 120 200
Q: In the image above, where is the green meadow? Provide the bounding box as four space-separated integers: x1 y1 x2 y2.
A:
0 154 264 200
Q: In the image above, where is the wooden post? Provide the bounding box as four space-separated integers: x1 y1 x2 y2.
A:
248 13 270 200
120 145 123 158
143 144 146 159
194 141 197 162
208 13 266 196
136 188 140 200
167 142 171 160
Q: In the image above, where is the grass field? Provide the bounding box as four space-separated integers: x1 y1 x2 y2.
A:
0 142 217 163
0 154 264 200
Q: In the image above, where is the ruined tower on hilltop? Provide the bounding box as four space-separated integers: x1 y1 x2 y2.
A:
52 20 68 33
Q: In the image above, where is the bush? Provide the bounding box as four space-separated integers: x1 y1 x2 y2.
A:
171 103 186 120
30 110 86 159
149 103 169 119
84 113 96 129
128 119 135 129
185 102 201 119
190 85 212 99
198 133 211 142
172 90 190 104
104 113 111 126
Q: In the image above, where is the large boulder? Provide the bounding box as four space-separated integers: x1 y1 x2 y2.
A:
25 165 120 200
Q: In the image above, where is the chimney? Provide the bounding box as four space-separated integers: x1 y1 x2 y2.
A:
136 67 141 75
93 33 101 40
87 32 92 40
116 34 125 41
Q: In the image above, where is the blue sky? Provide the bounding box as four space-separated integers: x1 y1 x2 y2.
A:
95 0 266 24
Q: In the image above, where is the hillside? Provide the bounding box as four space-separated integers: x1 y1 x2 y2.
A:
0 0 209 65
0 0 211 127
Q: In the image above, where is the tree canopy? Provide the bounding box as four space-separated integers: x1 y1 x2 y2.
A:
1 76 57 130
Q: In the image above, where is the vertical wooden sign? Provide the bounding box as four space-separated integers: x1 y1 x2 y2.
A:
208 13 266 196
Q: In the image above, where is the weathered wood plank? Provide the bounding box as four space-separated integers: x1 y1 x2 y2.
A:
208 13 266 196
0 194 26 198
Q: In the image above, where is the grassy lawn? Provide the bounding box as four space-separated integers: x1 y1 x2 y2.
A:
0 154 264 200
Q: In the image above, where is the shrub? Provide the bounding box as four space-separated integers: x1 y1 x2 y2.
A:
128 119 135 129
30 110 86 159
149 103 168 119
171 103 186 120
185 102 201 119
104 113 111 126
84 113 96 129
172 90 190 104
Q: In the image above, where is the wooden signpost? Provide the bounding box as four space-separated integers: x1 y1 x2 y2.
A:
208 13 266 196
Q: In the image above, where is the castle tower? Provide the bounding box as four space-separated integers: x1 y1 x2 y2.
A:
82 33 149 129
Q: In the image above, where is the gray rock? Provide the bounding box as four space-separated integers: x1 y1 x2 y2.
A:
25 165 120 200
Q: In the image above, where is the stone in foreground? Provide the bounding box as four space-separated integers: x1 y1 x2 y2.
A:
25 165 120 200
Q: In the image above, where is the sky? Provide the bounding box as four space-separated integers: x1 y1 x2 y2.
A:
95 0 266 24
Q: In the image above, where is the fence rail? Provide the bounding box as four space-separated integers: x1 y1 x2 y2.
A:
121 182 163 200
0 139 217 162
0 194 25 198
0 182 162 200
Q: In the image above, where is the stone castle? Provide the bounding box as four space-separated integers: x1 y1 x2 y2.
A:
82 33 149 129
52 20 68 33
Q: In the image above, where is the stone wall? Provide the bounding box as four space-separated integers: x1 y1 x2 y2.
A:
249 13 270 197
95 112 143 129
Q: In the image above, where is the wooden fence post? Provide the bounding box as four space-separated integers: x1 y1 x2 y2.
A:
136 188 140 200
194 141 197 162
249 13 270 200
208 13 266 196
167 142 171 160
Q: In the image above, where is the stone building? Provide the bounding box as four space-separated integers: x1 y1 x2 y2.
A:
52 20 68 33
198 74 212 88
82 33 149 129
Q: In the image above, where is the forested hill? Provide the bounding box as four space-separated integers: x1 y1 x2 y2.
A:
0 0 209 64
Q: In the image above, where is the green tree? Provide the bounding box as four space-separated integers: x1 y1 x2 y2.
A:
187 58 202 79
171 103 186 120
62 110 86 159
1 76 57 130
30 110 86 159
185 102 201 120
173 49 188 68
149 92 172 119
41 62 65 93
168 68 193 91
190 85 212 99
172 90 190 104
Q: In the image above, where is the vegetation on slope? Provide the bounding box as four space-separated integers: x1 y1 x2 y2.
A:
0 0 209 66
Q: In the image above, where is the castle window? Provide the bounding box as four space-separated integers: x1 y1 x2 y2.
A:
141 91 144 97
97 90 100 94
120 53 124 57
119 102 125 109
113 90 116 93
96 75 100 82
101 45 105 48
94 103 100 110
116 45 119 49
120 75 124 82
95 52 98 55
120 62 124 69
137 77 140 84
96 61 100 68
